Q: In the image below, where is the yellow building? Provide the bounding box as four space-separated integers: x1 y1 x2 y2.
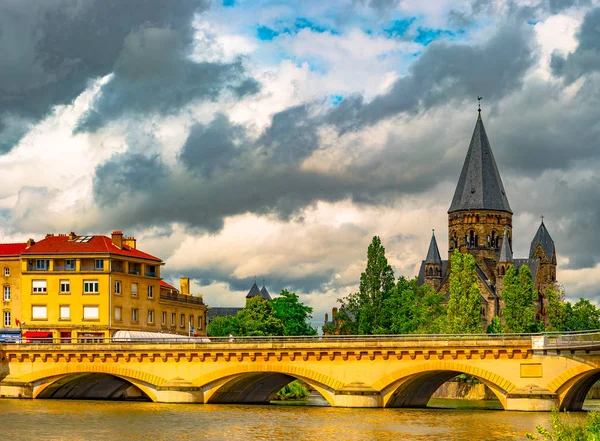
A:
14 231 206 342
0 243 28 333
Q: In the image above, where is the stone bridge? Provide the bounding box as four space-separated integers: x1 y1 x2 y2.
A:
1 333 600 411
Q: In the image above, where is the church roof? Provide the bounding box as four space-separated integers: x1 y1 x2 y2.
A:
514 258 539 285
246 282 262 299
448 113 512 214
498 229 513 263
260 285 272 301
424 231 442 264
529 221 555 260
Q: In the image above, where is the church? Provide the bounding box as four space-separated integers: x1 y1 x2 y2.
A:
416 108 557 329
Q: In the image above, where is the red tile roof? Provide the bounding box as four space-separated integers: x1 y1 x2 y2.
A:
0 243 28 256
21 235 161 262
160 280 177 290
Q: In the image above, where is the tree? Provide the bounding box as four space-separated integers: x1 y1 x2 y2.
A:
322 307 357 335
486 317 502 334
344 236 395 334
545 286 566 332
565 299 600 331
271 289 317 336
237 297 285 336
444 249 483 334
207 315 240 337
502 265 538 333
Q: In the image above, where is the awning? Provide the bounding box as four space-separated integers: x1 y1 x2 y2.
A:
23 331 53 338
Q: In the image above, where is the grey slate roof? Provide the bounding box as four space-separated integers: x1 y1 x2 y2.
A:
529 221 555 260
207 307 243 321
417 260 448 285
448 114 512 214
514 258 539 285
424 231 442 264
260 285 272 301
246 282 262 299
498 230 513 263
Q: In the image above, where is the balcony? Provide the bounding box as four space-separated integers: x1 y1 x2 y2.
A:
160 293 204 305
27 266 49 272
145 271 157 278
53 265 75 271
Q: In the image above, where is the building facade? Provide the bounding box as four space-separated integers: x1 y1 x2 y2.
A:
0 231 207 341
417 110 557 328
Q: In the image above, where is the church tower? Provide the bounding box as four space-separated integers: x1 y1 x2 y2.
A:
495 228 514 311
423 230 443 290
529 219 557 316
448 109 512 284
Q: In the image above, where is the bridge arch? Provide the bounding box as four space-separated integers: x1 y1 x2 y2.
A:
372 362 517 409
548 364 600 411
21 365 167 402
195 364 344 406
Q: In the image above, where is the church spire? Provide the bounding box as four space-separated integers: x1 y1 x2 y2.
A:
424 229 442 264
498 228 513 263
448 110 512 214
529 218 555 260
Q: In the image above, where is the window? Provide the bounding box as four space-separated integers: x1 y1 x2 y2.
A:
94 259 104 270
83 280 99 293
60 280 70 293
190 315 193 329
4 267 9 276
198 316 202 330
147 310 154 324
131 282 138 297
36 259 50 270
3 311 10 327
32 280 47 293
162 311 167 326
180 313 185 328
32 305 47 320
65 259 75 270
114 281 121 295
148 285 154 299
3 286 9 301
171 312 176 327
114 306 122 321
60 305 70 320
83 305 99 320
132 308 139 322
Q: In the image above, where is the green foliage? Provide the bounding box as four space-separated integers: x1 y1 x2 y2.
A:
565 299 600 332
344 236 395 334
237 297 285 336
207 315 240 337
444 249 483 334
546 287 566 332
386 277 446 334
271 289 317 336
527 409 600 440
502 265 538 333
277 380 310 400
486 316 502 334
322 307 357 335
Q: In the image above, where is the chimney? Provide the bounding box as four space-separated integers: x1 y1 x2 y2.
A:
68 232 76 240
123 236 137 249
45 233 54 238
332 307 338 317
325 312 329 322
111 231 123 248
180 277 190 295
26 238 35 248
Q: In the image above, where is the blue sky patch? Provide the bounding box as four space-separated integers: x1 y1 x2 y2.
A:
222 0 235 6
257 26 280 41
383 18 416 38
330 95 343 106
414 28 459 45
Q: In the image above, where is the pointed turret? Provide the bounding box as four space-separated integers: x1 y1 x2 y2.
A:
448 113 512 214
246 282 262 299
498 228 513 263
260 283 272 301
530 220 555 261
425 230 442 264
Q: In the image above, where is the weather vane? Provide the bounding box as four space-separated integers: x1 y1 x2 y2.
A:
477 96 483 112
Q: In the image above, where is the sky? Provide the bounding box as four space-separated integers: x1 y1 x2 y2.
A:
1 0 600 327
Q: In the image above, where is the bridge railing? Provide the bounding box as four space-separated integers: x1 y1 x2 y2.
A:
2 330 600 346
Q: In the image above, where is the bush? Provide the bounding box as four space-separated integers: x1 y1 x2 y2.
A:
527 410 600 440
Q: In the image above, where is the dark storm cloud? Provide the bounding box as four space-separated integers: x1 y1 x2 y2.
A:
75 27 260 133
0 0 209 152
327 23 536 132
352 0 399 14
551 7 600 83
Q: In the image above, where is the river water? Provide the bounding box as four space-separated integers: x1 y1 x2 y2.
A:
0 399 594 440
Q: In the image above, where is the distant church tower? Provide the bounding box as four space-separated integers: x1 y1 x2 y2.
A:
447 107 513 286
423 230 443 291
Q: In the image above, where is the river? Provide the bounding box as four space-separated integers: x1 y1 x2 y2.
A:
1 399 597 441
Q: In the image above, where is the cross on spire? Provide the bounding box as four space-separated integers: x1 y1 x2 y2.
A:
477 96 483 119
541 214 544 224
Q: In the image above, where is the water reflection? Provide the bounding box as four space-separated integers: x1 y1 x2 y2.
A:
2 399 591 441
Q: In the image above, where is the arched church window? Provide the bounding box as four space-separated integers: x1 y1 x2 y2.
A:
469 230 474 247
500 266 505 276
496 237 500 248
428 267 433 277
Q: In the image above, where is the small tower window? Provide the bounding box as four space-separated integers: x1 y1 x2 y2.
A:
428 267 433 277
469 230 474 247
500 266 505 276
